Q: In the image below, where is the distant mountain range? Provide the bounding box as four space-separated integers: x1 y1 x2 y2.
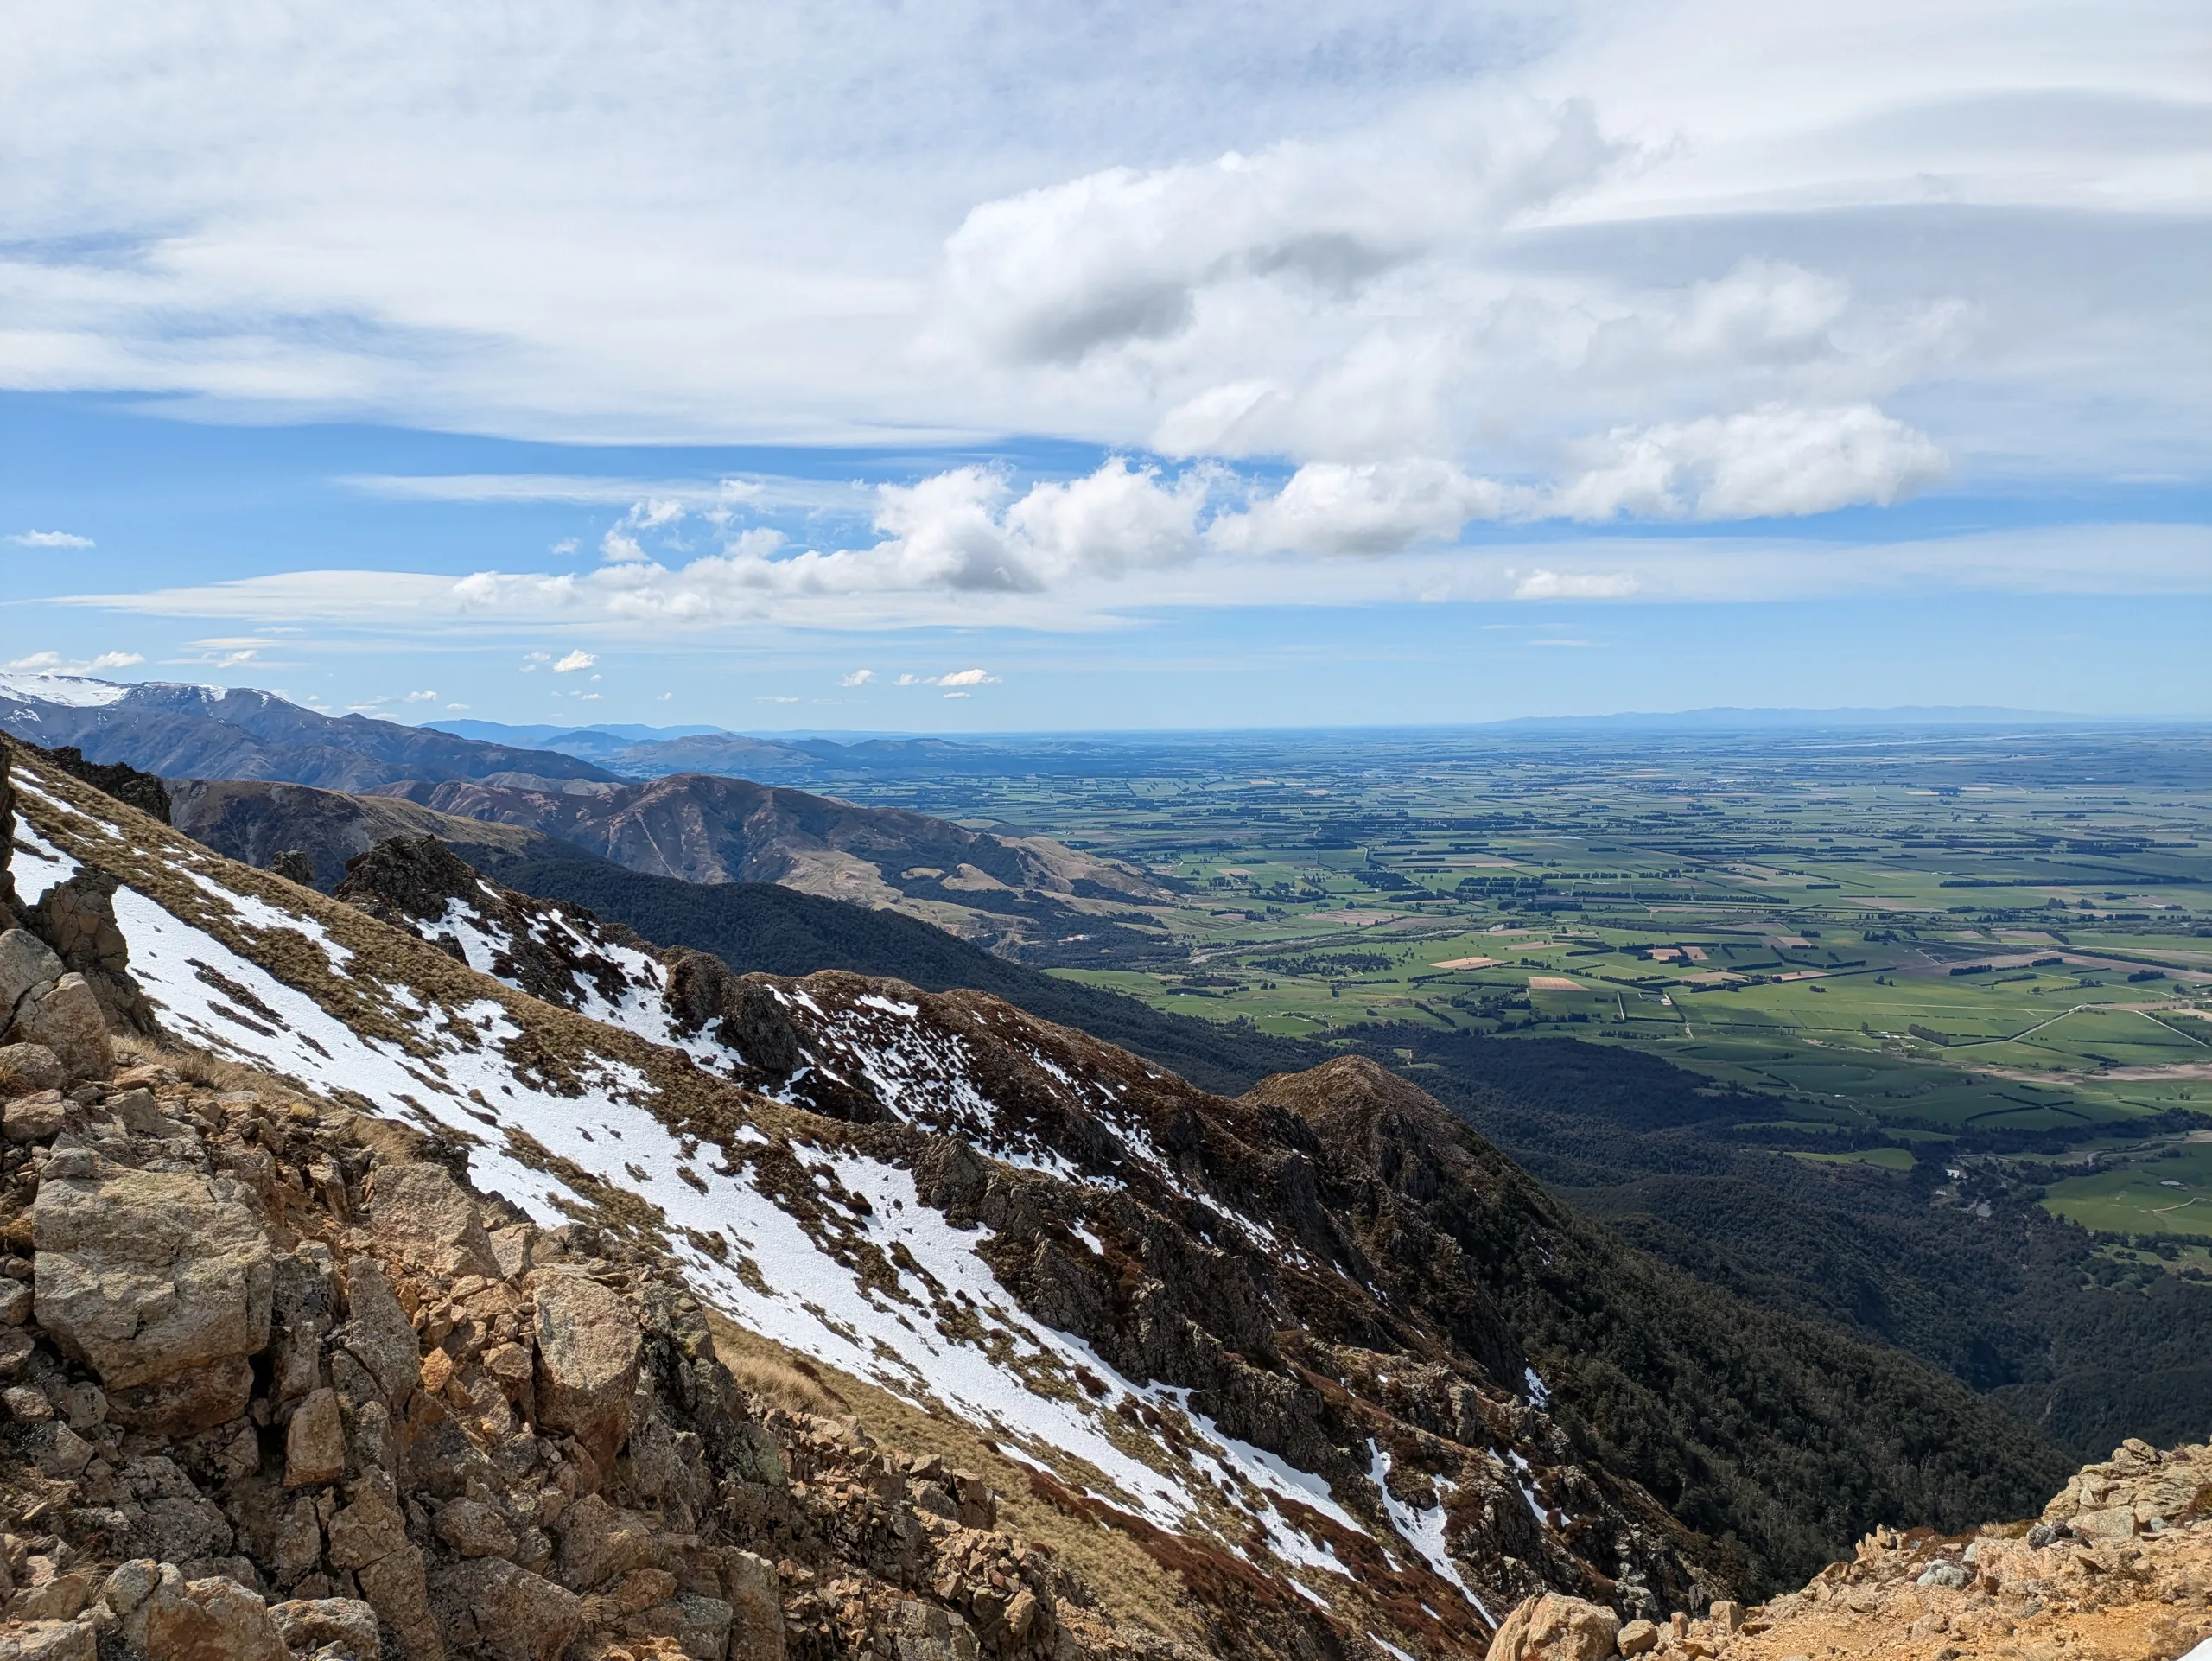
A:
0 670 619 790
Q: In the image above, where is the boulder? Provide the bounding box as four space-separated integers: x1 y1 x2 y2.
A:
1484 1593 1622 1661
552 1493 658 1592
7 974 109 1081
0 1044 64 1102
725 1550 785 1661
104 1361 255 1435
1617 1618 1660 1656
285 1386 346 1489
428 1558 582 1661
0 1621 96 1660
268 1596 382 1661
355 1543 444 1661
434 1497 518 1559
532 1271 639 1470
338 1257 422 1405
326 1477 412 1571
32 1161 273 1426
367 1163 501 1281
0 928 63 1014
626 1593 734 1660
141 1573 290 1661
888 1600 976 1661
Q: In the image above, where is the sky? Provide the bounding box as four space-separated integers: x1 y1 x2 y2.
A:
2 0 2208 729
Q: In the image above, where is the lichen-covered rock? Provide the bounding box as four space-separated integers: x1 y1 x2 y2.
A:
337 1257 421 1405
532 1271 639 1471
267 1596 381 1661
0 930 62 1016
140 1573 289 1661
31 1161 273 1425
366 1162 501 1281
1484 1593 1621 1661
552 1494 657 1592
6 974 108 1082
285 1386 346 1489
0 1044 63 1102
428 1558 582 1661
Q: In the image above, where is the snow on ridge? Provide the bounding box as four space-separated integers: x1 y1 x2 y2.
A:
5 805 1395 1587
0 670 130 708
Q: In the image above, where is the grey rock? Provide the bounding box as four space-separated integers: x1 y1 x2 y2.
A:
338 1257 420 1405
0 928 63 1015
367 1163 501 1281
268 1596 381 1661
0 1046 65 1105
531 1271 639 1470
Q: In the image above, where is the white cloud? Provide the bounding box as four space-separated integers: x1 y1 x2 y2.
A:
757 695 799 703
1211 460 1507 557
552 650 596 673
1542 404 1949 521
3 649 143 675
944 691 969 699
934 668 999 686
0 0 2192 506
839 669 874 685
445 702 469 710
1511 570 1637 600
403 689 438 701
550 537 579 557
8 531 95 550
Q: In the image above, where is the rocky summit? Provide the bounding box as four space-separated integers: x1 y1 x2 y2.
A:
0 735 2147 1661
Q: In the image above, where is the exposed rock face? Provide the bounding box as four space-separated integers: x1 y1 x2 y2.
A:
26 874 157 1039
4 979 107 1086
31 1161 272 1426
1484 1594 1621 1661
10 748 168 828
529 1273 639 1473
0 1065 1210 1661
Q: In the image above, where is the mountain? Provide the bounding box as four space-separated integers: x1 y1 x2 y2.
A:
167 777 597 891
0 670 621 791
163 775 1300 1093
5 734 2075 1657
372 771 1179 963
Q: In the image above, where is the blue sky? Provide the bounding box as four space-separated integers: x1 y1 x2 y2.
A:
3 1 2207 728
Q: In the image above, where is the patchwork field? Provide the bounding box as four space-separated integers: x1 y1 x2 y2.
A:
815 721 2212 1244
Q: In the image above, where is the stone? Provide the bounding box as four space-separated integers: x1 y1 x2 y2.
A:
428 1558 581 1661
0 928 63 1015
1617 1618 1660 1656
725 1550 784 1661
272 1497 323 1577
339 1257 422 1405
1711 1600 1744 1632
104 1360 255 1435
0 1621 95 1661
116 1455 235 1562
29 1422 95 1479
1917 1560 1970 1589
354 1544 444 1661
531 1271 639 1472
32 1161 274 1405
327 1478 412 1570
0 1052 66 1115
1484 1593 1622 1661
552 1493 658 1592
0 1326 33 1378
434 1497 518 1560
270 1246 339 1405
368 1163 502 1280
889 1600 975 1661
488 1225 533 1281
141 1574 290 1661
268 1597 382 1661
0 1281 35 1325
3 1383 52 1421
626 1594 734 1660
8 975 110 1082
96 1560 161 1621
286 1387 346 1489
2073 1506 2139 1539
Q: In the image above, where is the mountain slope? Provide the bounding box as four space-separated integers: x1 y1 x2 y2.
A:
5 740 2073 1641
367 769 1181 964
0 670 620 790
169 776 609 892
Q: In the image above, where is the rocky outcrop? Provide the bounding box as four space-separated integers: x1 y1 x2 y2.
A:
0 1064 1182 1661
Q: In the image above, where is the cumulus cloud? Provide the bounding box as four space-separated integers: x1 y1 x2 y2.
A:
934 668 999 686
8 531 95 549
936 97 1615 367
403 689 438 701
552 650 596 673
1211 460 1508 557
838 669 874 685
1543 404 1950 521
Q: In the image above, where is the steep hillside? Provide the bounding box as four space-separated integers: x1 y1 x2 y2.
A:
372 771 1179 963
327 833 2068 1593
170 779 604 893
0 671 620 792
